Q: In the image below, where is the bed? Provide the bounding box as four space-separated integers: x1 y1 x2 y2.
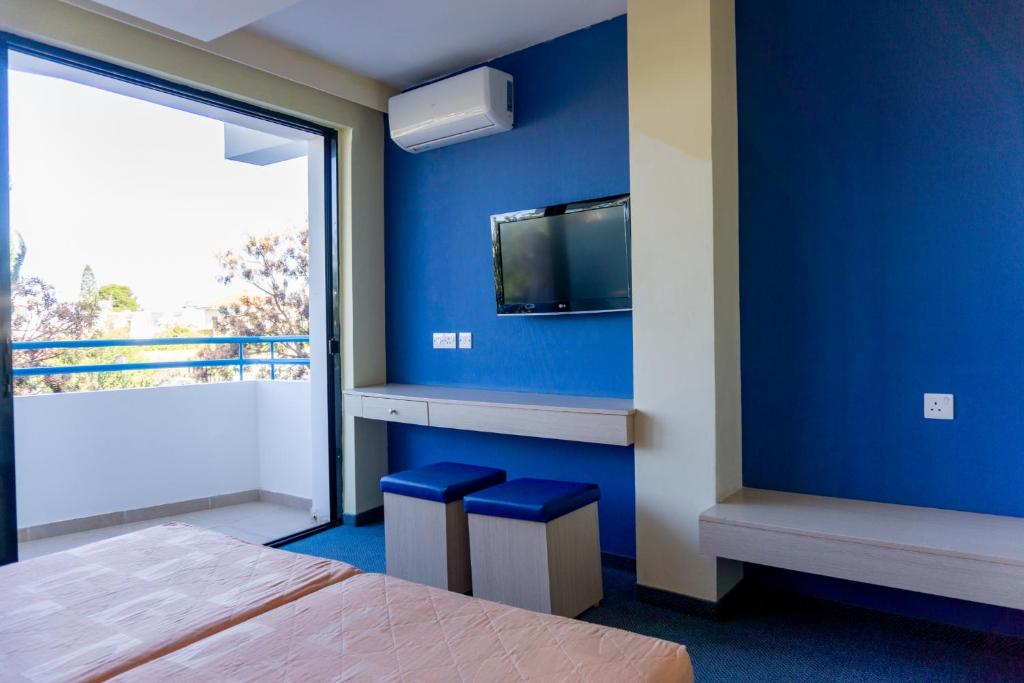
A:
0 523 360 682
114 573 693 682
2 524 693 682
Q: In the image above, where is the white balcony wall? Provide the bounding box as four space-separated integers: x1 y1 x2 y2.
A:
15 380 314 528
256 380 313 506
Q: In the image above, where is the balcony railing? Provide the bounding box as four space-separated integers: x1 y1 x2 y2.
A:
13 335 310 381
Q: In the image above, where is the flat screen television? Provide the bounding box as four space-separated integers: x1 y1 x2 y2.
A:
491 194 631 315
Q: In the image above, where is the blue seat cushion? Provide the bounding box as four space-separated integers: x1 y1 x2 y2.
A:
463 478 600 523
380 462 506 503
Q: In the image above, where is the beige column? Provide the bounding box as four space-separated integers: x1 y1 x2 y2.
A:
628 0 743 602
339 123 389 520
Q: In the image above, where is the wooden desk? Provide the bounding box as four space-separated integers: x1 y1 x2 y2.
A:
343 384 635 446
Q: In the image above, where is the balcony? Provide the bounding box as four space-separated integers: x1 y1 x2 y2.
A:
13 336 324 559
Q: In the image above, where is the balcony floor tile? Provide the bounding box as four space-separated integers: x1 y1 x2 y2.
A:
17 501 314 560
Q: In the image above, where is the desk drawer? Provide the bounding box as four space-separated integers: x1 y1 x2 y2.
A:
428 402 633 446
363 396 429 426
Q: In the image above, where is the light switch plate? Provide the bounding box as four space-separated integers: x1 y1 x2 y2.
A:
924 393 954 420
433 332 456 349
458 332 472 349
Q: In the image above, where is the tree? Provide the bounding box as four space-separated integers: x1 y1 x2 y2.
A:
195 227 309 381
11 232 26 285
79 264 98 306
11 254 151 394
98 283 139 312
10 237 102 393
215 228 309 337
13 277 98 350
12 276 101 394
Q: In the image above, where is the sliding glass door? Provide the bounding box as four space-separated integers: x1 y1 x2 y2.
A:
0 44 14 566
0 35 340 564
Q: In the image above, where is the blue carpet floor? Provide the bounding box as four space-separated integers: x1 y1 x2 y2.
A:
284 523 1024 681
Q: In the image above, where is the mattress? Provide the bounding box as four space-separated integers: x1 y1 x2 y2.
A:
114 572 694 682
0 522 360 683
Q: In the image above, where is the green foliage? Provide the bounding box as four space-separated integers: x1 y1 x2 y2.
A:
158 324 202 352
11 255 147 394
13 276 99 350
160 323 197 338
98 283 139 312
12 274 101 395
13 344 153 395
10 227 310 394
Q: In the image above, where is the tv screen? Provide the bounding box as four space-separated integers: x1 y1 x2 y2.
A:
491 195 631 315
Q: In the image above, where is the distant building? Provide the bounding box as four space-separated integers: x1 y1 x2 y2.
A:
99 304 218 338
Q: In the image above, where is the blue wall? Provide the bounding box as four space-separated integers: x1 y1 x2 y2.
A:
384 16 635 557
737 0 1024 628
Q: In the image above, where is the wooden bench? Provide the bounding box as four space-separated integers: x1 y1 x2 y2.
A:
700 488 1024 609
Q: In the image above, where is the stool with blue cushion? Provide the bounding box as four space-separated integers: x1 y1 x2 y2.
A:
464 478 603 617
380 461 506 593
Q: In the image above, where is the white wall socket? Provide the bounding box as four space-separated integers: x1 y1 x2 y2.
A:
924 393 954 420
432 332 456 349
458 332 472 349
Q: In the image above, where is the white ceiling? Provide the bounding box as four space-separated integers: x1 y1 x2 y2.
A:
247 0 627 89
71 0 627 96
86 0 304 42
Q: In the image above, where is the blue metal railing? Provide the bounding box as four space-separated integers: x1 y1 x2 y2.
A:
12 335 310 381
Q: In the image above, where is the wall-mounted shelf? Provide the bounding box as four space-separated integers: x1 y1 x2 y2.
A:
343 384 635 446
700 488 1024 610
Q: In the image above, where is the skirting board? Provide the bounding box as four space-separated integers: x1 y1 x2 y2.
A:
18 489 312 542
257 489 312 511
637 581 747 620
601 552 637 572
343 505 384 527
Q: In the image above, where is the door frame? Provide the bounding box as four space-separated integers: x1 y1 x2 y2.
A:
0 34 342 563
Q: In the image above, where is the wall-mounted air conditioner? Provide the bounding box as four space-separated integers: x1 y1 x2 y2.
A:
389 66 514 153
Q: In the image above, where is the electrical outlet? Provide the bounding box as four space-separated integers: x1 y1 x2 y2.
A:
458 332 473 349
924 393 954 420
432 332 456 349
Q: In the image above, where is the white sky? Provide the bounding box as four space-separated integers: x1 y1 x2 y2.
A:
9 70 310 311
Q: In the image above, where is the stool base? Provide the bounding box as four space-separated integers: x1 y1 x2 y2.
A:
384 492 471 593
468 502 603 617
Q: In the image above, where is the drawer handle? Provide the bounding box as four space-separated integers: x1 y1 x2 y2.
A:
388 408 398 415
